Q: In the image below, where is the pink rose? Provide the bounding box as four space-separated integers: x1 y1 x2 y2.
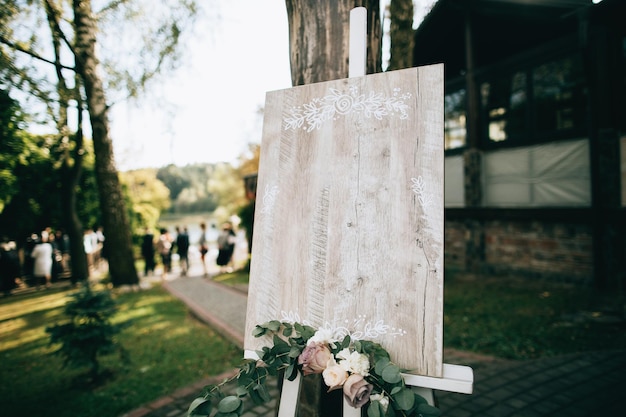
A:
343 374 373 408
298 343 332 375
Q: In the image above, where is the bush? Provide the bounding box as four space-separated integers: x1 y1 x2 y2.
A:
46 285 128 384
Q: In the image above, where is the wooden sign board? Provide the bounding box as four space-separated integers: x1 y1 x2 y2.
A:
245 65 444 377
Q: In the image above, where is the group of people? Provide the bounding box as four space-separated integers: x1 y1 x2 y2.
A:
0 225 107 296
1 228 68 295
140 221 238 279
141 226 191 278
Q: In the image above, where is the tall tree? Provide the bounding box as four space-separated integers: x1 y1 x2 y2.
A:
44 0 90 282
1 0 199 286
285 0 382 86
72 0 137 286
387 0 414 71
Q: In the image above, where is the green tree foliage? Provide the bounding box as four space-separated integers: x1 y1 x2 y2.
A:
208 162 246 223
157 163 219 214
1 0 201 286
120 169 171 234
0 89 27 214
156 164 191 201
0 130 101 244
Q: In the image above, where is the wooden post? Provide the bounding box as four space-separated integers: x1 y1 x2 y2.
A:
349 7 367 77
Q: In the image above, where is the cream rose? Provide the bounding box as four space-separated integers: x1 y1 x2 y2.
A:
337 349 370 376
297 343 332 375
322 360 348 391
343 374 373 408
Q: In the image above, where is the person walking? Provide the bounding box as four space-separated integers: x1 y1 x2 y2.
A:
0 237 20 296
141 228 156 277
31 233 53 290
216 222 237 273
175 226 190 276
156 228 173 279
198 222 209 277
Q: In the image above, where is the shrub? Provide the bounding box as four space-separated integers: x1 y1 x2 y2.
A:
46 285 128 383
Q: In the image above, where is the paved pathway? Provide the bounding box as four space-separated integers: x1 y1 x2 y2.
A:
121 268 626 417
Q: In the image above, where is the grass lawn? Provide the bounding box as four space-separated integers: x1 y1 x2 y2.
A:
443 271 626 359
0 283 241 417
1 271 624 417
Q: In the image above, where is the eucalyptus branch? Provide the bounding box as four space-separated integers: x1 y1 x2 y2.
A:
188 320 441 417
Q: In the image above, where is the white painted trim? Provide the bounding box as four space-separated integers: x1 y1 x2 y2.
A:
349 7 367 77
402 363 474 394
277 373 302 417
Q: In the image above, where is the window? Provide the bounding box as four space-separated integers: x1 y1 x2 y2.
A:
476 53 587 147
444 88 466 150
480 71 527 143
533 56 586 135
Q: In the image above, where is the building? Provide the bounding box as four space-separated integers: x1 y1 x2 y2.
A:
412 0 625 287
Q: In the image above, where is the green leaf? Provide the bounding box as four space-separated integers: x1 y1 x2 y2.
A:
254 383 271 402
289 346 302 358
252 326 266 337
374 357 391 375
272 336 291 357
217 396 243 414
267 320 282 332
341 335 351 349
235 386 248 397
286 362 298 381
187 397 212 417
366 400 384 417
248 386 262 405
413 393 427 405
416 403 441 417
392 388 414 411
381 363 402 384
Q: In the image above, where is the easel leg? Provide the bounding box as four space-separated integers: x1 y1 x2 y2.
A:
277 373 302 417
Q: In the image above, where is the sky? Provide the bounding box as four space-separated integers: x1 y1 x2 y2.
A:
109 0 292 171
108 0 435 171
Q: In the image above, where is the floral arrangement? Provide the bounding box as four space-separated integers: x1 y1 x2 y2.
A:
188 320 440 417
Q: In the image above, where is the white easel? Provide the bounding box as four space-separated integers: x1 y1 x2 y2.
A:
269 7 474 417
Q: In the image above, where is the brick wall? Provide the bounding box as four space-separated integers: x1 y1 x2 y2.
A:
444 220 466 270
445 219 593 284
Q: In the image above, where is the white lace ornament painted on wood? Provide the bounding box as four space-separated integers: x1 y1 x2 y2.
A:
284 86 412 132
410 176 432 209
280 311 407 341
260 184 279 214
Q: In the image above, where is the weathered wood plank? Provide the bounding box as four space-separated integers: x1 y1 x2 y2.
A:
245 65 444 377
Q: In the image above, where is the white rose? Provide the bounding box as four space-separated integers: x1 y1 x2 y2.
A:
308 328 337 346
338 350 370 376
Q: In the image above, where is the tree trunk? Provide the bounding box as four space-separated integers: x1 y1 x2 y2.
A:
387 0 414 71
61 85 90 284
45 0 90 284
72 0 138 287
283 2 382 415
285 0 382 86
